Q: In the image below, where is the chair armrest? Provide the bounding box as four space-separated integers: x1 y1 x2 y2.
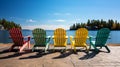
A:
46 36 51 39
87 36 89 38
108 36 111 39
70 36 74 41
89 35 94 38
31 36 34 39
89 35 96 40
88 36 94 44
46 36 51 43
9 36 11 39
70 36 73 38
24 35 31 41
70 36 74 45
52 36 54 39
24 35 31 38
65 36 68 39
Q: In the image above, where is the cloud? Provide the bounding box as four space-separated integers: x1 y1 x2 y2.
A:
55 19 66 22
48 19 66 22
22 24 70 30
26 19 36 22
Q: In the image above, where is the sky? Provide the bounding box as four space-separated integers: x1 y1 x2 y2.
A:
0 0 120 30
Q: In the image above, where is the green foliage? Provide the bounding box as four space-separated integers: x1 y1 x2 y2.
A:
70 19 120 30
0 18 21 30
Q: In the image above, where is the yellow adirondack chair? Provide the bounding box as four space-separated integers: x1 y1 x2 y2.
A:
52 28 68 52
70 28 89 52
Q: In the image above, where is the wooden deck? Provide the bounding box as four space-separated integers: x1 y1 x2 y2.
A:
0 43 120 67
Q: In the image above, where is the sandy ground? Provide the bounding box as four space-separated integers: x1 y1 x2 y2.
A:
0 43 120 67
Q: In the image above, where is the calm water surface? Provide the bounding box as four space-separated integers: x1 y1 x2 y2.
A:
0 30 120 44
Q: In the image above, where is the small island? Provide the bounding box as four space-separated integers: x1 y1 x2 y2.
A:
0 18 21 30
70 19 120 30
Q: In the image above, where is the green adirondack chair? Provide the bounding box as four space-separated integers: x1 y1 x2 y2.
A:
32 28 51 52
89 28 110 52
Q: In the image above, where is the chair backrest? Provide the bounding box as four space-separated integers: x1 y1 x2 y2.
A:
74 28 88 47
95 28 110 46
53 28 67 47
32 28 46 46
9 28 23 46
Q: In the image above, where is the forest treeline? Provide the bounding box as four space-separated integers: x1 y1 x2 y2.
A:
70 19 120 30
0 18 21 30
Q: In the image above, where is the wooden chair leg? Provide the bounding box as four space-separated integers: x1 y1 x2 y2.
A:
45 43 49 52
28 41 30 49
28 37 31 49
71 45 72 49
65 47 67 52
74 47 76 52
91 44 99 52
61 47 66 53
105 46 110 53
85 46 89 53
53 47 55 52
19 43 28 52
32 46 35 52
9 45 15 51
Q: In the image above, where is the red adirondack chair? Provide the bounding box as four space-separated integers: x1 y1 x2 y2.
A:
9 28 30 52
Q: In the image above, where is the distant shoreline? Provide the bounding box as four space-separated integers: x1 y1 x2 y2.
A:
70 29 120 31
22 29 120 31
1 29 120 31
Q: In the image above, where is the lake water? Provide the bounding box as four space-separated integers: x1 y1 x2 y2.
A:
0 30 120 44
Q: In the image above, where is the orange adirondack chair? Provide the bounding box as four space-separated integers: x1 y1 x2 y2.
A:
9 28 30 52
